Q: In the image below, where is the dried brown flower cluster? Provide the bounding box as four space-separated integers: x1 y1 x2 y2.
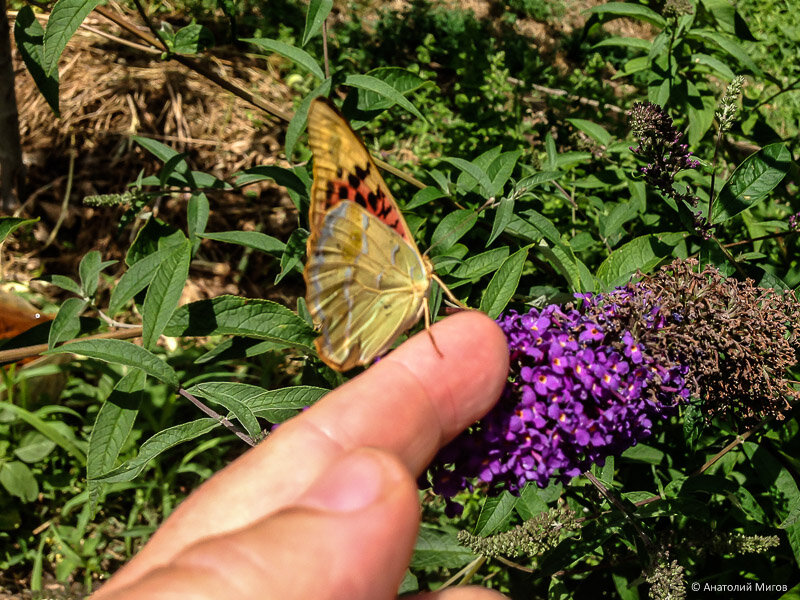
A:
585 258 800 426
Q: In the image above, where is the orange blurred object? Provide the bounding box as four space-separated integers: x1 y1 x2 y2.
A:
0 289 50 341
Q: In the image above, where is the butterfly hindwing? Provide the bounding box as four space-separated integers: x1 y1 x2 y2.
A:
305 201 430 371
307 99 414 247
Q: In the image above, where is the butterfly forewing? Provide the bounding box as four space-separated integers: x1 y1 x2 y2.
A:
305 201 431 371
307 99 416 248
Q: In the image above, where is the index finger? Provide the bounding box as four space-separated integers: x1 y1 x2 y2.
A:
301 310 510 473
110 311 508 586
206 310 508 519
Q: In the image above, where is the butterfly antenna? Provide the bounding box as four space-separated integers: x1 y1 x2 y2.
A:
431 273 469 310
423 300 444 357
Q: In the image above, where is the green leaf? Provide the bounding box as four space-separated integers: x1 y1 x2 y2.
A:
126 218 185 266
285 80 331 158
475 492 517 536
648 76 670 106
142 240 191 350
14 432 57 463
488 197 515 245
14 7 59 115
516 171 562 191
0 461 39 503
164 296 316 352
233 166 307 196
42 0 104 76
398 571 418 595
276 228 308 283
711 143 792 223
91 419 218 483
487 150 522 198
621 443 664 464
0 402 86 464
690 53 736 80
41 274 83 296
133 135 183 166
480 246 528 319
566 119 611 146
592 36 651 51
354 68 426 113
596 233 680 289
46 339 180 388
201 231 285 255
171 22 214 54
0 217 39 244
87 369 145 479
700 0 755 39
686 82 717 147
411 526 476 569
243 37 325 80
109 247 173 316
48 298 88 349
442 157 492 195
537 242 582 292
521 209 561 246
430 210 478 251
780 500 800 530
600 201 638 241
195 337 294 364
185 386 261 440
302 0 333 46
451 247 509 280
78 250 106 298
187 193 209 252
588 2 666 27
615 55 650 78
505 214 543 243
688 30 761 75
343 74 425 121
186 383 327 423
405 186 447 211
786 522 800 568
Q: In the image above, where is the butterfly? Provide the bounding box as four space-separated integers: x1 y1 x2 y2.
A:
303 98 465 371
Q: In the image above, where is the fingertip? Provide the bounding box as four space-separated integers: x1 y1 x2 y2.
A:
385 310 510 436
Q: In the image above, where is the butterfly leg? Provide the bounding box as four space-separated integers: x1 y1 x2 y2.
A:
432 274 470 310
423 300 444 358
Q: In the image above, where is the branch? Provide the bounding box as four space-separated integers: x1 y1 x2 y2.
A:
178 387 256 447
0 327 143 364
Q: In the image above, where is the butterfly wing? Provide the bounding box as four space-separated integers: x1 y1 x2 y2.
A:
304 201 431 371
306 98 415 248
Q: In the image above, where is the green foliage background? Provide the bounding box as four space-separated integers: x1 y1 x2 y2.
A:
2 0 800 596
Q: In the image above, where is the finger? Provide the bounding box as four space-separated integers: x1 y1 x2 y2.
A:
102 311 508 590
419 588 509 600
95 449 419 600
302 309 510 471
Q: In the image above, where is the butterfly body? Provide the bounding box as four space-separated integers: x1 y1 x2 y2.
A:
303 98 456 371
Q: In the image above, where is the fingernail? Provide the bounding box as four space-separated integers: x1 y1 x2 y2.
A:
301 450 386 512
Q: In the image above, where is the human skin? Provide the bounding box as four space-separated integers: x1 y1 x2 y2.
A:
92 311 510 600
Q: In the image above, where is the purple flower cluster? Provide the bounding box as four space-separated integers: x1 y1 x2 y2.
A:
789 212 800 231
426 292 689 515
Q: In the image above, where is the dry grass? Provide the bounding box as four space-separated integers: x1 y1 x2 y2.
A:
8 7 303 307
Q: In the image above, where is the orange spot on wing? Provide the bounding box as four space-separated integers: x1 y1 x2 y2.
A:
326 177 410 243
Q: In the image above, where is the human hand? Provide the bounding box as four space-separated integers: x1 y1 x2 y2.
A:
92 311 510 599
